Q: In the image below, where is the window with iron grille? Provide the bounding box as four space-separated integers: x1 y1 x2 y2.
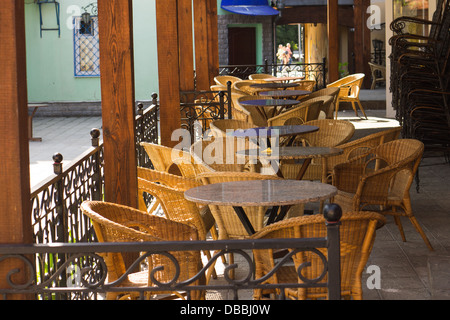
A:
73 16 100 77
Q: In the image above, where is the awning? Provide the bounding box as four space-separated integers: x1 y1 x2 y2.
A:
221 0 280 16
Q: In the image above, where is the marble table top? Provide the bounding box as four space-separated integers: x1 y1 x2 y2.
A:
184 179 337 207
259 90 311 98
230 125 319 138
236 146 343 160
240 99 299 107
249 82 298 89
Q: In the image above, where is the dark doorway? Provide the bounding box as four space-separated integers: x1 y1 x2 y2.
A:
228 27 256 65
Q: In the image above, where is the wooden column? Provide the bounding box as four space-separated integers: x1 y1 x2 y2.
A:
0 0 32 298
354 0 371 88
206 0 219 86
98 0 138 207
193 0 211 91
327 0 339 83
156 1 182 147
178 0 195 92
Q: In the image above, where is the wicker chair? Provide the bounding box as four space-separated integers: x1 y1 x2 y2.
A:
327 73 366 119
233 80 267 95
251 211 386 300
80 200 205 300
368 62 386 90
249 73 273 80
230 92 252 123
288 79 316 92
141 142 192 176
137 170 219 283
190 136 259 173
280 119 355 182
299 87 340 119
214 75 242 87
300 95 335 120
236 95 272 127
209 119 257 138
331 139 433 251
323 127 402 183
267 100 322 127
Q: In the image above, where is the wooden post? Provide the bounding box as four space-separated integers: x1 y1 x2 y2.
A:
0 0 33 299
194 0 211 91
156 1 182 147
207 0 219 86
354 0 372 88
327 0 339 83
98 0 138 208
178 0 195 92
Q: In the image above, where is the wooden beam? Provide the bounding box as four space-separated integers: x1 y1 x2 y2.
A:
98 0 138 207
156 1 182 147
193 0 211 91
206 0 219 86
353 0 372 88
328 0 339 83
277 5 354 28
0 0 32 298
178 0 195 92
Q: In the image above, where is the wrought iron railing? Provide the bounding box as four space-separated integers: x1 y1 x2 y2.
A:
180 85 232 142
219 59 328 90
28 101 159 299
0 207 342 301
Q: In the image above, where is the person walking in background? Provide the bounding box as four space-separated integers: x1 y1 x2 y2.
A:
285 43 293 66
276 44 285 72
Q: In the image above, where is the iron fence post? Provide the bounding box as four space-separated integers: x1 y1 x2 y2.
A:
90 128 102 201
322 57 327 88
219 91 225 120
227 81 232 119
324 203 342 300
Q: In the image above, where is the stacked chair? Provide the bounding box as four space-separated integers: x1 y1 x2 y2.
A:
389 0 450 157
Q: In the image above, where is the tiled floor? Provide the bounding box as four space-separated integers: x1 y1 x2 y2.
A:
29 107 450 300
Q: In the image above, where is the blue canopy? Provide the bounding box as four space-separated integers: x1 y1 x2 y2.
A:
221 0 280 16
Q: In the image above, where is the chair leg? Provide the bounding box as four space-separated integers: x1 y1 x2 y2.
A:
393 215 406 242
351 102 358 117
356 100 368 119
334 100 340 120
402 201 433 251
408 216 434 251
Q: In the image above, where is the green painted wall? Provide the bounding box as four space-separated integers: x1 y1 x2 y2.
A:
25 0 158 103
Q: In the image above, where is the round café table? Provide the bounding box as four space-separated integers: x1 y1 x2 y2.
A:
249 82 298 90
230 124 319 147
263 76 305 83
184 179 337 235
259 90 311 100
240 98 299 119
236 146 343 180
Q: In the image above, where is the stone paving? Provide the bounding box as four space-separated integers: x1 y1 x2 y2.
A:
28 107 450 300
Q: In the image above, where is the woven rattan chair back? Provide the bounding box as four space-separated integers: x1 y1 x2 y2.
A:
190 136 259 173
331 139 433 250
80 200 204 299
267 100 322 126
209 119 256 138
141 142 191 176
214 75 241 86
249 73 273 80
